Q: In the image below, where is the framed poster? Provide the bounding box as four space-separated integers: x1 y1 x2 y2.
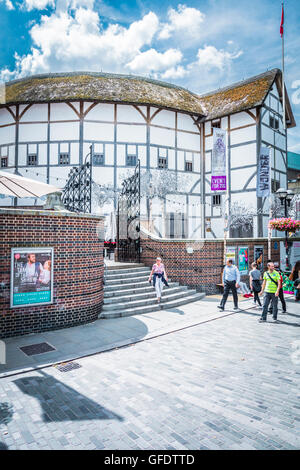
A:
226 246 237 264
10 248 54 308
238 246 249 274
254 246 264 272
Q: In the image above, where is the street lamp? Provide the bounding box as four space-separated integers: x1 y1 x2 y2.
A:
276 187 295 270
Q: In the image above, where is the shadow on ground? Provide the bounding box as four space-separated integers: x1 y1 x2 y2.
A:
13 371 123 423
0 402 14 426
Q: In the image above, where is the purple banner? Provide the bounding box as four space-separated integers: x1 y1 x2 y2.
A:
211 175 226 191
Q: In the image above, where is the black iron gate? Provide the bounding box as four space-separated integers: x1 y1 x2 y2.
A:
117 160 141 263
62 146 92 213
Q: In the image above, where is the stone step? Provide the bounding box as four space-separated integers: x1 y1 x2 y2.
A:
104 279 175 291
105 266 150 275
102 288 194 311
100 292 205 318
105 263 145 271
104 286 187 304
105 269 151 280
104 282 179 297
105 274 151 285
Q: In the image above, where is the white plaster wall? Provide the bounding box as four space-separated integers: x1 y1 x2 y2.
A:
168 149 175 170
50 122 79 141
177 131 200 151
18 145 27 166
50 143 59 164
150 126 175 147
231 167 256 191
151 109 175 128
117 124 146 143
177 150 184 171
231 142 256 167
0 124 15 144
150 146 157 168
38 144 47 165
51 103 78 121
8 145 15 166
193 153 200 173
205 136 213 151
137 145 146 166
105 144 114 165
117 105 146 124
70 142 79 164
93 166 114 185
84 122 114 141
205 151 211 172
230 125 256 145
0 108 15 125
177 113 196 133
230 111 255 128
117 144 126 166
85 103 114 121
21 104 48 122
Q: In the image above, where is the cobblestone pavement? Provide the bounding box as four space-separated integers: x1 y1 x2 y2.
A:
0 299 299 450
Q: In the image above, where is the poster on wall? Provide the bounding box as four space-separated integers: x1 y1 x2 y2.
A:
238 246 249 274
254 246 264 272
211 128 227 191
226 246 237 264
10 248 54 308
256 147 270 197
280 241 300 271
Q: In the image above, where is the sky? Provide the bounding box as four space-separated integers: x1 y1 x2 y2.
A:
0 0 299 151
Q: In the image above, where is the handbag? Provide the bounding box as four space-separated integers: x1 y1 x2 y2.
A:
252 279 261 293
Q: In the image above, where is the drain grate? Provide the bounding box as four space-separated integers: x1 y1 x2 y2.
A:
55 362 82 373
19 342 56 357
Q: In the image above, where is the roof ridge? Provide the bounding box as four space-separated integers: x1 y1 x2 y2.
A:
5 71 196 95
198 68 280 98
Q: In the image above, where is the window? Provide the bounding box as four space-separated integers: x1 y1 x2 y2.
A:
185 161 193 172
212 194 221 206
158 157 167 169
166 212 187 238
1 157 8 168
212 120 221 129
93 153 104 166
271 179 280 193
27 154 37 166
270 115 279 130
59 153 70 165
126 154 137 166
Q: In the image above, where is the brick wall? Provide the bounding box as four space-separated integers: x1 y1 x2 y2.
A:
0 209 104 339
139 231 289 294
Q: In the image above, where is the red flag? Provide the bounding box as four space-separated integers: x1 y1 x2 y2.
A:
280 4 284 37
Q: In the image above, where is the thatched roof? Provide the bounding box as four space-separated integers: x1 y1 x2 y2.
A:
3 72 205 116
2 69 296 127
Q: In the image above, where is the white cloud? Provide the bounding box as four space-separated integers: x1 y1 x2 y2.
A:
159 4 205 40
127 48 182 74
1 0 14 9
24 0 54 10
3 7 160 78
291 80 300 105
196 45 243 70
161 66 188 80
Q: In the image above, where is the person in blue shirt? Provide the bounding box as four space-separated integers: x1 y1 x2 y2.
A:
218 258 240 311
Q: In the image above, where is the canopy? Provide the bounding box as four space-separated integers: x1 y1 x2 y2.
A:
0 171 60 198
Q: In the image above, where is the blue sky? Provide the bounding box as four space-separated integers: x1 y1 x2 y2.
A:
1 0 299 151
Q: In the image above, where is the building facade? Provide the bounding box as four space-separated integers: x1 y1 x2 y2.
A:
0 69 296 239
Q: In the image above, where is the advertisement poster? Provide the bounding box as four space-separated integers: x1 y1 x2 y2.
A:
226 246 236 264
238 246 249 274
256 147 270 197
254 246 264 272
280 241 300 271
10 248 54 308
211 128 227 191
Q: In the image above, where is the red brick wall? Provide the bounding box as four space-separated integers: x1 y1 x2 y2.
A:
140 233 286 294
0 209 104 339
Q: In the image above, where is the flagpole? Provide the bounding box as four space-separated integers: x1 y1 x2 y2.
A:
282 2 286 130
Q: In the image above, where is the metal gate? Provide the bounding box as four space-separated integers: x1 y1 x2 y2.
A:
62 146 92 213
117 160 141 263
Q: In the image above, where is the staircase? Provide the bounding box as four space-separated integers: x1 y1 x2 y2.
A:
100 263 205 319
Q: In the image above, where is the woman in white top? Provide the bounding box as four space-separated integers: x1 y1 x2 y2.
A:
148 257 169 303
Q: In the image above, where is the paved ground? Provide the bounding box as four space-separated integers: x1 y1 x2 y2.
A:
0 296 299 450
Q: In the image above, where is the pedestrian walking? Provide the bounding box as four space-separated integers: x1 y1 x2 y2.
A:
148 257 169 303
259 262 281 323
217 259 240 311
289 261 300 301
249 262 262 307
269 269 286 314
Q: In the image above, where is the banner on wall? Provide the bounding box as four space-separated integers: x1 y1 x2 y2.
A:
211 128 227 191
256 147 271 197
238 246 249 274
280 241 300 271
10 248 54 308
254 246 264 272
226 246 237 264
